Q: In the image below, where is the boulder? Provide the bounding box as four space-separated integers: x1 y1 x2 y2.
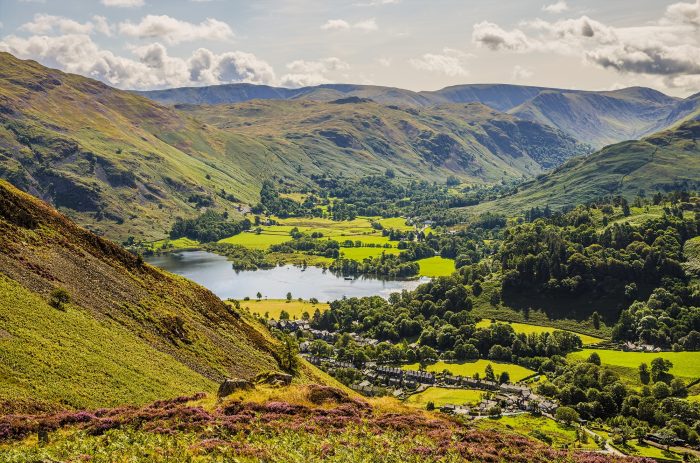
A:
306 385 351 405
217 378 253 398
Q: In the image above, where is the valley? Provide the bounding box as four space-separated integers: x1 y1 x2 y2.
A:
1 33 700 463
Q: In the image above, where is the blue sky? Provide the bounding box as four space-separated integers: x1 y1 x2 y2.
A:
1 0 699 95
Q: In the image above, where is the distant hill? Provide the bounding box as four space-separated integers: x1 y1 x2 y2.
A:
139 82 700 148
0 180 312 412
465 120 700 214
181 99 591 180
0 53 593 241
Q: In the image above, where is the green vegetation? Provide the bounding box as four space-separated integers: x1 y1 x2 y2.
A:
0 180 290 412
416 256 456 277
403 360 535 382
567 349 700 384
340 246 401 261
475 319 603 345
468 120 700 214
237 299 330 320
404 387 483 408
478 414 598 450
0 274 214 410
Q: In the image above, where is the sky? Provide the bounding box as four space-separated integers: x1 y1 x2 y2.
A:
1 0 699 96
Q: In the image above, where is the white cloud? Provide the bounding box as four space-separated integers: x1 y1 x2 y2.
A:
409 48 470 76
101 0 144 7
321 19 350 31
512 65 534 80
665 0 700 26
472 21 532 51
542 1 568 14
280 57 350 87
0 33 275 89
118 15 233 44
20 14 94 35
471 1 700 93
321 18 377 31
92 15 113 36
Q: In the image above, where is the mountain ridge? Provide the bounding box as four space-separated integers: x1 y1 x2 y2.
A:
138 82 698 148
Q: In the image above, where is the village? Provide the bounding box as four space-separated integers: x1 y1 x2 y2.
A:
269 318 559 418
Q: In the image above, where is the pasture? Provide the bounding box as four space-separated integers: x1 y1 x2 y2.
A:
405 387 483 408
567 349 700 384
235 299 330 320
475 320 604 345
416 256 456 277
403 360 535 382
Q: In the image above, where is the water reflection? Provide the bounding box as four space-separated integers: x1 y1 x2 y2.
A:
146 250 429 301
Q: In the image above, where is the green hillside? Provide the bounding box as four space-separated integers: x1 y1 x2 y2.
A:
182 99 590 180
0 180 299 412
466 119 700 215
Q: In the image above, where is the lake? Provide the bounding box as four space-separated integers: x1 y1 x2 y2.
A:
146 250 429 301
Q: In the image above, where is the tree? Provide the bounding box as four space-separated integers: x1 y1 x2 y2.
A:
592 311 601 330
484 364 496 381
487 404 502 417
652 381 671 399
634 425 649 444
587 352 601 365
426 401 435 411
555 406 580 426
499 371 510 384
279 310 290 321
286 292 292 302
670 378 687 397
49 287 71 310
638 363 650 385
650 357 673 382
256 292 262 301
279 334 299 373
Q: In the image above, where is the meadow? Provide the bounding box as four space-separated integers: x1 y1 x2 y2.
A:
475 319 604 345
236 299 330 320
149 237 200 252
416 256 456 277
594 430 682 461
404 387 483 408
403 360 535 382
567 349 700 384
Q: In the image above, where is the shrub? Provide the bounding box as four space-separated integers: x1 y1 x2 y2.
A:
49 288 71 310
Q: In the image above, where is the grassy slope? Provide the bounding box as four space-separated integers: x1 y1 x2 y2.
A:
567 349 700 386
0 52 263 241
0 180 289 412
0 274 214 411
475 319 603 345
182 99 590 182
464 120 700 215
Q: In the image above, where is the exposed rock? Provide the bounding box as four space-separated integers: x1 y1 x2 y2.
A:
217 378 253 398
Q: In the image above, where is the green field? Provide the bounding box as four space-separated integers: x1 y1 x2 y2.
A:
478 414 598 450
416 256 456 277
567 349 700 384
339 247 401 261
476 320 604 345
218 231 291 250
235 299 330 319
403 360 535 382
405 387 483 408
378 217 414 232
